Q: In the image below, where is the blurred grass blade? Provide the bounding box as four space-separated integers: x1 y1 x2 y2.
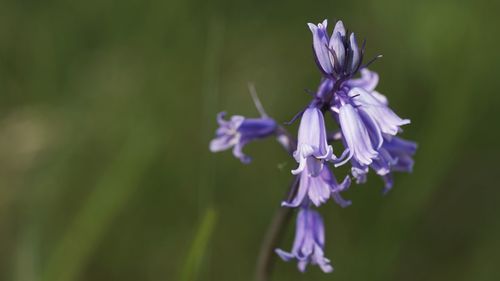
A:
41 125 159 281
179 208 217 281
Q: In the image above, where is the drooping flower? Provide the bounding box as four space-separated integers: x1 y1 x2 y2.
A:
292 107 334 177
349 134 417 192
282 165 351 208
333 69 410 167
276 208 333 273
373 135 417 192
348 87 410 136
209 112 277 163
336 102 381 166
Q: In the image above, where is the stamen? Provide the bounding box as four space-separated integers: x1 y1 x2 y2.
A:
304 89 316 96
284 107 306 125
327 47 342 74
361 54 383 69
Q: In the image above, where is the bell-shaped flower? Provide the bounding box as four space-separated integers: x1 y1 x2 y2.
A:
282 165 351 208
348 87 410 136
336 102 382 166
276 208 333 273
209 112 277 163
374 135 417 192
349 135 417 192
292 107 334 177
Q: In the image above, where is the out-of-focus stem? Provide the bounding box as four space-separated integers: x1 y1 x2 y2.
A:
254 177 299 281
254 125 298 281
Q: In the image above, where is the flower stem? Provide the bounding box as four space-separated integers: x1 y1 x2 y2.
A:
254 177 299 281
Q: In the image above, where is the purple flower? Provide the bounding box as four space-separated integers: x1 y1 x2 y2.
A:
348 87 410 136
373 135 417 191
308 20 362 77
282 165 351 208
276 208 333 273
292 107 334 177
349 135 417 192
209 18 418 276
336 101 382 166
333 69 410 167
209 112 277 163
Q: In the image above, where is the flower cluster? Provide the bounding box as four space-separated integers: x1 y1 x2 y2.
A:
210 19 417 274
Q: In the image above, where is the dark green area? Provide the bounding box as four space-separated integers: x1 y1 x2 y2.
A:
0 0 499 280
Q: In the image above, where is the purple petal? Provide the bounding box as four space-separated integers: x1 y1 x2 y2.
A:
346 69 379 92
349 33 360 73
383 135 417 155
338 103 378 166
275 249 295 261
307 173 331 206
292 107 334 175
238 117 277 138
232 141 251 164
349 87 410 135
351 159 368 184
282 173 309 208
308 20 333 74
371 91 388 105
298 260 308 272
314 245 334 273
329 32 345 69
209 135 236 152
332 20 346 37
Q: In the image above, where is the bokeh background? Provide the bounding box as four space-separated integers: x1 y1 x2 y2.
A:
1 0 499 280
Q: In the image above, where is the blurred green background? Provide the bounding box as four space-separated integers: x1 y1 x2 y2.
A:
1 0 499 280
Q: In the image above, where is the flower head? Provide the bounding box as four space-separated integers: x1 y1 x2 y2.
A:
276 208 333 273
209 112 277 163
292 107 334 176
210 18 418 276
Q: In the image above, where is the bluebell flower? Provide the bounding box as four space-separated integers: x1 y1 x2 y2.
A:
292 107 334 177
336 101 382 166
209 112 277 163
373 135 417 191
349 135 417 192
276 208 333 273
308 20 362 78
282 165 351 208
348 87 410 136
332 69 410 167
210 18 418 276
